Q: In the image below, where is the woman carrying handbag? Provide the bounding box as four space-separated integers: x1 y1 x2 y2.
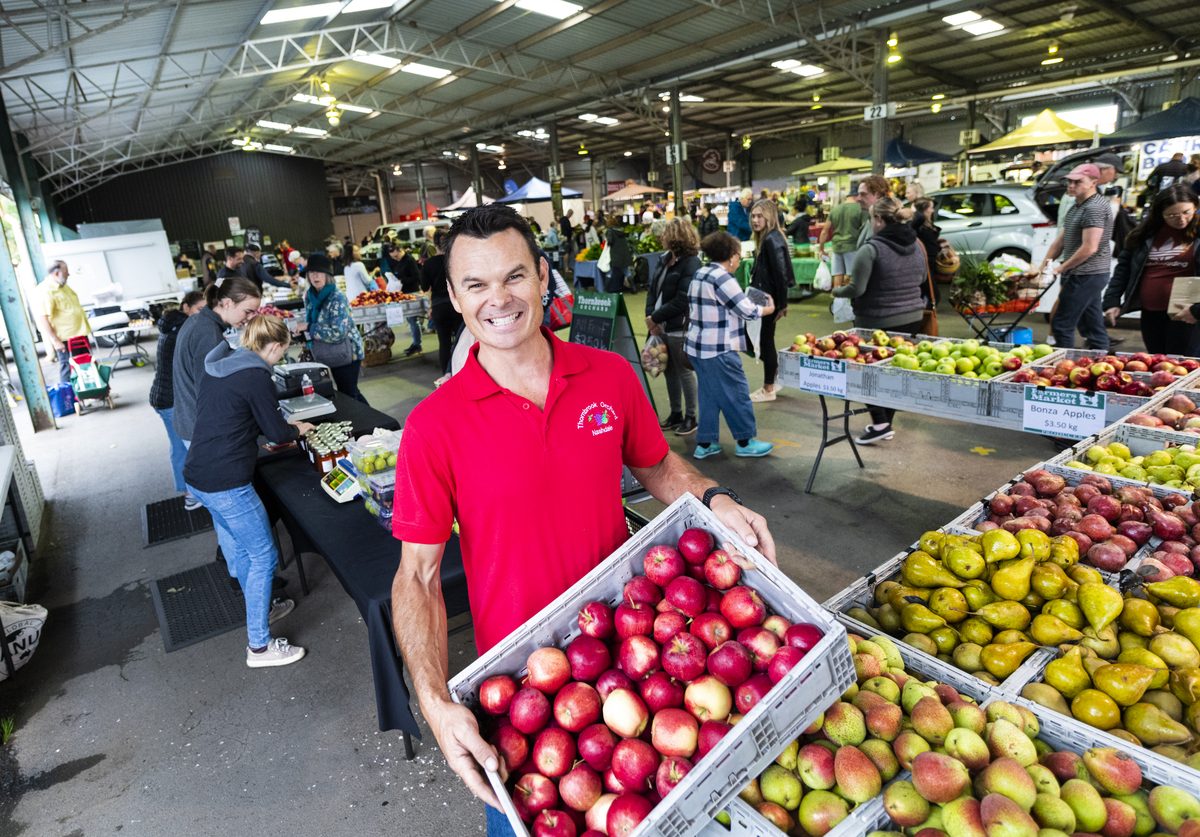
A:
299 252 368 404
645 218 700 436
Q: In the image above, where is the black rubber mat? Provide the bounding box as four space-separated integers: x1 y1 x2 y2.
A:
142 496 213 547
150 562 245 653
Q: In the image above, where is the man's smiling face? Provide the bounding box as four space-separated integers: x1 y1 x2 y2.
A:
447 227 548 353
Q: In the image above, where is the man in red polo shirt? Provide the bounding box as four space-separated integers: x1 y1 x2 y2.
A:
391 205 775 830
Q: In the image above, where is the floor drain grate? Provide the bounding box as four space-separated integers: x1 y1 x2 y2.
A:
142 496 213 547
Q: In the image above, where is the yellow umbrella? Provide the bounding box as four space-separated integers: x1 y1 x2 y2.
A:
969 109 1096 155
792 156 874 175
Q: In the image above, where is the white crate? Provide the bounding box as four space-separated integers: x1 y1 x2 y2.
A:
447 494 854 837
991 366 1200 427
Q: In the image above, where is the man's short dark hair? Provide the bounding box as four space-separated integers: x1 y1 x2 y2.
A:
701 231 740 263
444 204 541 286
225 246 244 259
245 243 262 254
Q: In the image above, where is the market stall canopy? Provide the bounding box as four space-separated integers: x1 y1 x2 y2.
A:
1105 97 1200 144
792 156 874 175
494 177 582 204
603 183 666 202
438 187 494 212
886 138 953 165
969 109 1096 155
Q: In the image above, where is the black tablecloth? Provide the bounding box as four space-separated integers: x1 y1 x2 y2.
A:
255 443 469 736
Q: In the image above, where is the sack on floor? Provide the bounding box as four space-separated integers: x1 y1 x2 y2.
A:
831 296 855 323
813 258 833 292
641 335 668 377
0 601 47 682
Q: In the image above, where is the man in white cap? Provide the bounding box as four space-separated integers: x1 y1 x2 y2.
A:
1030 164 1113 349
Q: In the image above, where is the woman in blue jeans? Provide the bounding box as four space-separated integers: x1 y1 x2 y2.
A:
149 291 206 505
686 231 775 460
183 315 314 668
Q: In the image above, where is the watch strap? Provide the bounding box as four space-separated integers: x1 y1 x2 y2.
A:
702 486 742 508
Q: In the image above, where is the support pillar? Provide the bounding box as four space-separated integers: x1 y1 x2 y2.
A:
589 156 601 218
871 31 889 174
470 148 483 207
0 228 53 431
725 137 734 189
374 171 389 224
548 124 563 223
17 146 56 243
669 90 686 217
415 161 428 220
0 97 45 281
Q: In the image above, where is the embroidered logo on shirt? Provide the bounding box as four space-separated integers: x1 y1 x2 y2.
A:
577 401 620 436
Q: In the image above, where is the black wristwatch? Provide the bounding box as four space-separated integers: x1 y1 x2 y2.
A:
702 486 742 509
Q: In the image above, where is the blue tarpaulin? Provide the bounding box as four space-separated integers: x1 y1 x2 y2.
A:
886 138 953 166
1105 97 1200 144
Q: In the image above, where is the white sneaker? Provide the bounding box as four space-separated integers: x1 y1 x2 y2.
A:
183 495 203 511
268 597 295 625
246 637 306 668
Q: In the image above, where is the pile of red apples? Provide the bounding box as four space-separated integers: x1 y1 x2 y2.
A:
473 528 825 837
1006 353 1196 396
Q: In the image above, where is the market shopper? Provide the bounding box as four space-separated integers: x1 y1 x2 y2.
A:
833 198 928 445
150 291 206 506
748 199 795 403
184 315 312 669
1103 185 1200 355
421 232 463 376
217 246 245 282
200 244 218 286
343 244 377 299
855 175 893 248
645 218 700 436
241 244 292 291
602 222 632 293
699 203 721 238
381 243 424 356
687 231 776 460
389 206 775 832
300 253 368 404
727 187 753 241
912 198 942 306
1029 164 1113 350
34 260 89 385
818 194 866 287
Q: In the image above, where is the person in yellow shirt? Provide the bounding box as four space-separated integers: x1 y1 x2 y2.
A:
34 260 90 384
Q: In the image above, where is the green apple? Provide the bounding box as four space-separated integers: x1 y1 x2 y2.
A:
1032 343 1054 358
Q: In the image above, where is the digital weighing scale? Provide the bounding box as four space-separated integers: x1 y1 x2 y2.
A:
279 393 336 421
320 457 361 503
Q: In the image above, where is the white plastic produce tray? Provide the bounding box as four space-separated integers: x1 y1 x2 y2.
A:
446 493 854 837
990 366 1200 427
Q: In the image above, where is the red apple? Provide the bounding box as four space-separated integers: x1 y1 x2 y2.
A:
662 631 708 681
703 549 741 590
677 528 715 564
704 587 722 613
652 611 688 645
696 720 733 759
602 687 650 738
611 738 661 791
604 766 629 795
554 681 602 732
533 726 577 778
642 544 686 587
738 626 780 671
595 669 636 701
479 674 519 715
651 707 700 758
566 635 611 683
510 686 552 734
655 756 692 798
734 673 774 714
623 575 662 606
493 722 529 772
578 601 615 640
515 772 559 817
683 674 733 722
607 793 654 837
685 562 707 581
577 723 618 771
639 671 685 713
527 647 571 694
719 586 767 628
559 763 604 813
585 794 617 833
664 575 707 618
614 601 654 639
768 646 806 684
762 614 791 641
784 623 823 654
617 635 660 679
690 612 733 649
707 640 754 688
532 809 577 837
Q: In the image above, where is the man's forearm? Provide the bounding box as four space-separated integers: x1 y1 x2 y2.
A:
36 316 60 348
391 549 452 713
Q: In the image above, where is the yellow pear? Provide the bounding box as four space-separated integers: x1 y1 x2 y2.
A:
1092 663 1158 707
981 529 1021 563
1118 598 1162 637
1043 649 1091 699
1146 577 1200 609
928 587 970 624
1016 529 1051 562
1068 565 1104 586
1117 647 1170 690
901 551 965 589
1078 582 1123 633
992 556 1035 601
1031 562 1076 601
900 602 946 634
1030 614 1084 646
944 545 986 580
981 641 1037 679
975 601 1032 631
1171 607 1200 650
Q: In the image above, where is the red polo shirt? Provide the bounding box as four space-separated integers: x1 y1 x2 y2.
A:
393 328 669 654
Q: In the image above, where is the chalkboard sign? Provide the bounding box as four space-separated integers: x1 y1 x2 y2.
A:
569 291 655 410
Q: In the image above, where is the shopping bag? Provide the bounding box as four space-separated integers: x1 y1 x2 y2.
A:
597 242 612 273
0 601 47 682
641 334 668 377
831 296 855 323
46 383 75 418
547 294 574 330
813 258 833 292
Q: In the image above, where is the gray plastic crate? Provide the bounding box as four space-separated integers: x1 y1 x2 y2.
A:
447 494 854 837
991 366 1200 427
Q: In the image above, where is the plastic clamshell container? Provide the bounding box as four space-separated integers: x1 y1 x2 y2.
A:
365 471 395 506
446 494 854 837
346 437 396 477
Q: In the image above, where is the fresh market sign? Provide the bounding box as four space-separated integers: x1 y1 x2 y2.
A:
1138 137 1200 181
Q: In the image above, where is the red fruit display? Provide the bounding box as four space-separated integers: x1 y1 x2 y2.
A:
558 763 603 812
664 576 707 618
595 669 636 700
655 756 692 798
607 793 655 837
677 528 715 564
661 632 707 681
527 647 571 694
720 586 767 628
531 809 577 837
623 576 662 606
565 635 611 683
510 687 552 734
734 673 774 714
614 601 655 639
553 682 602 732
577 601 615 639
768 646 806 684
703 549 741 590
515 772 559 817
650 707 700 758
652 611 688 645
642 544 686 587
617 635 661 679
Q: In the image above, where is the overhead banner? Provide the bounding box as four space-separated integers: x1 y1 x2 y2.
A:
333 195 381 216
1138 137 1200 183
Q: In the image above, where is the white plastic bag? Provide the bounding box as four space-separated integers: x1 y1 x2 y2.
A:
0 601 46 682
641 334 668 377
831 296 855 323
596 242 612 273
814 258 833 292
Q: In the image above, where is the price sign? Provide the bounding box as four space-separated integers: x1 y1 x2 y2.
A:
385 304 406 327
796 355 847 397
1022 387 1106 439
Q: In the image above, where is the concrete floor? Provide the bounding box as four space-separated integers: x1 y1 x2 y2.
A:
0 291 1141 836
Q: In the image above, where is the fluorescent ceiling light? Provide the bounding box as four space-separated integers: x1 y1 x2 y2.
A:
623 151 632 157
931 93 946 100
594 116 619 126
770 59 824 77
264 143 294 153
508 0 582 19
343 0 395 11
232 139 263 149
942 11 981 24
292 93 320 104
1041 56 1064 65
338 103 374 113
292 125 328 136
260 3 341 24
401 62 451 79
367 110 381 118
232 138 247 146
352 50 402 69
578 113 598 122
657 92 704 102
475 143 504 153
257 119 293 130
961 18 1004 35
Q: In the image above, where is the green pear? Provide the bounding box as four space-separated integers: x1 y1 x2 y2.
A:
1031 792 1076 832
759 764 802 811
980 792 1039 837
1060 778 1106 832
881 779 929 828
1148 785 1200 832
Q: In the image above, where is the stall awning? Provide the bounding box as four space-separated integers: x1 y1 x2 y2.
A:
1105 97 1200 144
438 187 494 212
886 138 953 166
969 109 1096 155
494 177 582 204
792 156 874 175
603 183 665 202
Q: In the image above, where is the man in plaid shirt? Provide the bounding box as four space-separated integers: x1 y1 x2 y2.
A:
686 231 776 460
